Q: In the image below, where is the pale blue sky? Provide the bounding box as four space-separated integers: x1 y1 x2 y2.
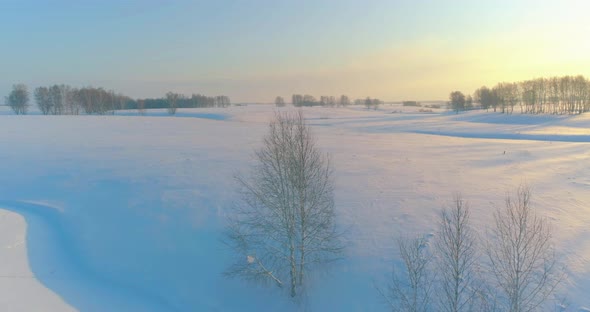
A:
1 0 588 102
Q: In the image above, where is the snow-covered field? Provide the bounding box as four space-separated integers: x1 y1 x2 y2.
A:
1 104 590 311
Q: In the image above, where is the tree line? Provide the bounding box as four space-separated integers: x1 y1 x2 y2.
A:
3 83 231 115
450 75 590 115
282 94 383 110
4 84 135 115
35 85 134 115
135 93 231 113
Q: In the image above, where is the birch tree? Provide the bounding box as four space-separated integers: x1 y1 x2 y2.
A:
486 185 563 312
435 195 481 312
225 110 343 298
380 236 434 312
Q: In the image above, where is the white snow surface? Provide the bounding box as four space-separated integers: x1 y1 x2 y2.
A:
0 104 590 311
0 210 75 311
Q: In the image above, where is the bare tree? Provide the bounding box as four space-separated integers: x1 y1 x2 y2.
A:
49 84 65 115
137 99 146 115
222 95 231 107
166 92 180 115
486 185 563 312
379 236 434 312
328 96 336 107
435 194 482 312
6 84 29 115
214 95 231 108
34 86 52 115
292 94 303 107
225 110 343 298
449 91 466 114
365 97 372 110
339 95 350 107
275 96 286 107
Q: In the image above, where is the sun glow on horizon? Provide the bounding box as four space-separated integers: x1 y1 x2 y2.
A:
0 0 589 102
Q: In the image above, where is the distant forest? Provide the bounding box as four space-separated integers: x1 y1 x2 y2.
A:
3 82 385 115
7 75 590 116
3 83 231 115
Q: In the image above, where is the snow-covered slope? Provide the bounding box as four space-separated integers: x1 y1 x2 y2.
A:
0 209 75 311
1 105 589 310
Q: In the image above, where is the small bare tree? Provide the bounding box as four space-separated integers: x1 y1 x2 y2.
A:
486 185 563 312
435 194 481 312
379 236 434 312
166 92 179 115
225 110 343 298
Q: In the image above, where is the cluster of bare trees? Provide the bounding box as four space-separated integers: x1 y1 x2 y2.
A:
74 86 131 114
358 97 383 110
449 91 473 114
140 93 232 115
5 83 133 115
187 94 231 108
4 83 233 116
35 85 132 115
381 186 563 312
225 111 343 298
288 94 381 109
460 75 590 114
291 94 324 107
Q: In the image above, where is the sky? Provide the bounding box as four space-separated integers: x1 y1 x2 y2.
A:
1 0 589 102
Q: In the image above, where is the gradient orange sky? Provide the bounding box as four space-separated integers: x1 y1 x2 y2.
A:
1 0 589 102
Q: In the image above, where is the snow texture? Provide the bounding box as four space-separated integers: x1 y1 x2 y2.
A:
0 104 589 311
